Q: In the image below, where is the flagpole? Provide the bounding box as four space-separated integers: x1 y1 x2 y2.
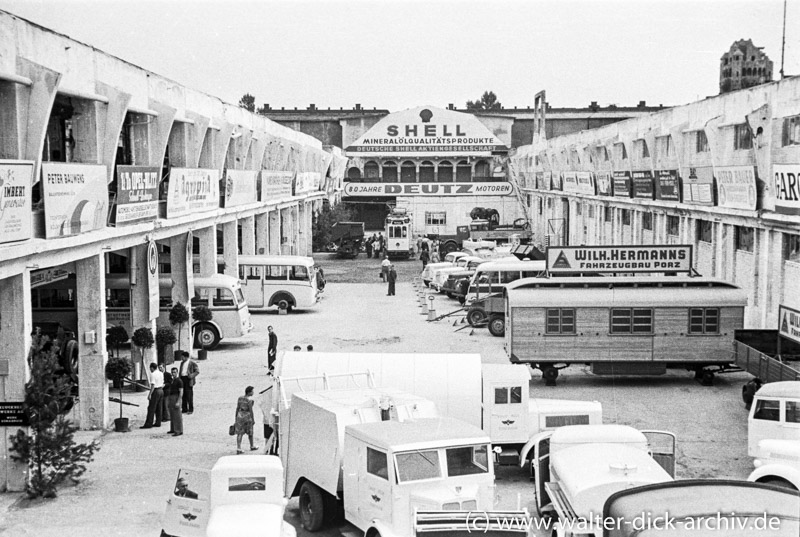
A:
781 0 787 79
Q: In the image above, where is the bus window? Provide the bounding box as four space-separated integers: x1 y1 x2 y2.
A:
191 289 209 307
213 288 235 307
247 266 262 280
264 266 286 281
290 265 309 281
522 270 543 279
236 288 245 305
500 271 521 284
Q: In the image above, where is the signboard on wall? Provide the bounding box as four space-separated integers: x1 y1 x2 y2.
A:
632 170 654 199
295 172 321 195
773 165 800 215
596 171 612 196
147 240 159 321
0 402 29 426
612 171 632 197
223 170 258 208
655 169 681 201
343 181 513 197
535 172 544 190
546 244 693 274
682 166 715 205
115 165 160 225
41 163 108 238
576 172 595 195
0 160 34 244
260 171 294 201
30 267 70 288
166 168 220 218
715 165 757 210
562 172 579 192
779 304 800 344
551 173 563 191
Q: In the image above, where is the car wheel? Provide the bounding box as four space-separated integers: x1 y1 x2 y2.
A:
542 366 559 386
194 323 220 350
466 308 487 327
487 314 505 337
299 481 326 531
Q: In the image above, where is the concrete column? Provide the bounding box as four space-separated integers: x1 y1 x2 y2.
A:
76 254 108 430
222 221 239 279
197 225 218 276
241 216 256 256
291 205 300 255
0 272 32 492
130 245 157 372
170 233 194 355
255 213 269 255
307 202 315 256
269 210 281 255
280 208 291 255
298 202 307 257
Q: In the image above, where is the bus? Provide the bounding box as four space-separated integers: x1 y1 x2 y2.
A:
464 259 547 304
236 255 321 312
385 208 413 259
31 273 253 350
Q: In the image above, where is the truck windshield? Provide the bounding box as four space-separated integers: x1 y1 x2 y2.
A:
395 449 442 482
446 445 489 476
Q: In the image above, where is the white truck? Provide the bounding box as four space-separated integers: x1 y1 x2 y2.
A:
273 374 530 537
161 455 294 537
747 380 800 490
274 352 601 471
527 424 676 537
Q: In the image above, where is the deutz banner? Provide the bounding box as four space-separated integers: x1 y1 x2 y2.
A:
778 304 800 345
343 182 512 197
546 245 693 273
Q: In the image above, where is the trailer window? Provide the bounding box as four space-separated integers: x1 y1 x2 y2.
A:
610 308 653 334
395 450 442 482
753 399 780 422
446 445 489 476
786 402 800 424
367 447 388 480
546 309 576 334
688 308 719 334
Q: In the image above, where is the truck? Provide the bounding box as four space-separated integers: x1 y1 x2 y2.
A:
385 207 413 259
528 424 676 536
747 381 800 490
272 373 530 536
161 455 294 537
275 352 602 469
435 215 532 255
330 221 365 258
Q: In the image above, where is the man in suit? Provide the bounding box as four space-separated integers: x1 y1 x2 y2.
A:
174 477 197 499
267 326 277 372
178 351 199 414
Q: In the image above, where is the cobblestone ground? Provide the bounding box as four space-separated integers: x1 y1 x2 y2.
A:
0 254 753 537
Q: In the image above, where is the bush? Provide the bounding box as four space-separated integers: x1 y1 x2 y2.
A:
192 305 213 323
106 325 128 358
131 327 154 349
105 356 132 420
156 326 177 364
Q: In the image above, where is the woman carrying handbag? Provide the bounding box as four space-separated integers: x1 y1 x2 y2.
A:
234 386 258 454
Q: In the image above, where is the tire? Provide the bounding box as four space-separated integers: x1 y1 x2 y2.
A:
466 308 487 327
299 481 326 531
193 323 220 350
277 299 290 311
758 477 798 491
443 241 458 254
61 339 79 376
542 366 559 386
487 314 505 337
701 370 715 386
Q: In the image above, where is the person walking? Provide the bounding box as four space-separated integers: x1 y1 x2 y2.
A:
431 240 441 263
420 248 430 270
167 367 183 436
375 232 384 258
160 364 172 424
234 386 258 454
381 255 391 281
387 263 397 296
267 326 278 373
365 235 373 258
140 362 164 429
178 351 199 414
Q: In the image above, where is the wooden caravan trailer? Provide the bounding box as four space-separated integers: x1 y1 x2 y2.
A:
505 276 748 385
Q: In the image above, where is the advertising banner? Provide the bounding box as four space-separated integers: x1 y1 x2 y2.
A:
551 173 563 191
682 166 715 206
596 171 612 196
260 171 294 201
612 171 632 197
632 170 654 199
576 172 595 195
166 168 220 218
562 172 579 192
343 181 513 197
535 172 544 190
115 165 160 225
715 165 757 210
779 304 800 345
30 267 70 288
546 244 693 274
222 169 258 208
773 164 800 215
295 172 321 195
0 160 34 244
41 162 108 238
147 240 159 321
655 169 681 201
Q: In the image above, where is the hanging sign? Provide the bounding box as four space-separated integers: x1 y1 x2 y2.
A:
612 171 632 197
562 172 579 192
166 168 220 218
41 163 108 238
115 165 160 225
632 170 655 199
343 181 513 197
147 240 159 321
715 165 757 210
779 304 800 345
576 172 595 195
546 244 693 273
773 165 800 215
0 160 34 244
222 170 258 208
260 171 294 201
682 166 715 205
30 267 70 288
655 169 681 201
596 171 612 196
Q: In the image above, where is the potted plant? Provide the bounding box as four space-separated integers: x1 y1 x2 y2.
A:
156 326 177 366
130 326 154 390
168 302 190 361
192 305 213 360
105 356 132 432
106 325 128 359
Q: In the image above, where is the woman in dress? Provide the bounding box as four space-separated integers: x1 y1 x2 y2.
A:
234 385 258 454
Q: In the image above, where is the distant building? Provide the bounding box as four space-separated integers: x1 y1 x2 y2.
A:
720 39 773 94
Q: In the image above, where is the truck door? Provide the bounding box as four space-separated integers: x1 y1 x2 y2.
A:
531 432 552 514
239 265 264 308
162 467 211 537
488 384 526 444
360 445 392 529
642 430 677 478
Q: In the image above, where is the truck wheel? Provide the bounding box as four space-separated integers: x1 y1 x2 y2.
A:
299 481 326 531
487 314 505 337
193 323 220 350
466 308 487 327
700 370 714 386
277 299 291 312
759 477 797 491
443 241 458 254
542 366 559 386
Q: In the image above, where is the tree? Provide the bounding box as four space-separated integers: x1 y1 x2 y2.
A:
466 91 502 111
312 202 355 252
105 325 128 358
156 326 177 364
238 93 256 113
105 356 132 422
9 336 99 498
168 302 190 351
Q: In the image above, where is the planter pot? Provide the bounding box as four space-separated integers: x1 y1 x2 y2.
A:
198 349 208 360
113 417 129 432
173 349 183 363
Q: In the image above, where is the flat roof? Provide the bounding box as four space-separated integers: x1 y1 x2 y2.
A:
347 417 488 450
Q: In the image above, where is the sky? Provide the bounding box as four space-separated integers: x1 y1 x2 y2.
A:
0 0 796 112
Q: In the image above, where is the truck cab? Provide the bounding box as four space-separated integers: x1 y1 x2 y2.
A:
747 381 800 490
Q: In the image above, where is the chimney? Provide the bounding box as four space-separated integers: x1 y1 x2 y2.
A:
308 103 316 110
263 104 270 111
638 100 646 108
355 103 362 110
448 103 455 110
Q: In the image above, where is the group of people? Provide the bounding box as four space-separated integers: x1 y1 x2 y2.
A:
418 237 441 269
365 232 385 258
141 350 200 437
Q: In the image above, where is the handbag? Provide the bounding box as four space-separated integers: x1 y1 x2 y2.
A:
228 424 235 436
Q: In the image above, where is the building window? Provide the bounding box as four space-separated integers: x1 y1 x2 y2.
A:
546 308 576 334
538 198 543 215
382 161 398 182
438 161 454 182
636 140 650 158
425 212 446 226
576 203 582 216
604 206 612 223
689 308 720 334
474 160 490 179
419 161 435 182
696 130 709 153
588 205 595 218
782 115 800 146
657 135 675 158
456 160 471 182
400 160 416 183
784 234 800 262
734 124 753 150
696 220 714 243
615 143 627 160
610 308 653 334
547 198 552 209
364 161 380 179
347 167 362 181
642 212 653 231
667 215 680 236
621 209 631 226
735 226 754 252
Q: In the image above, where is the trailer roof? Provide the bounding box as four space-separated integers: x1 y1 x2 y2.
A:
237 255 315 266
507 275 740 291
755 381 800 398
475 259 546 272
347 417 489 450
